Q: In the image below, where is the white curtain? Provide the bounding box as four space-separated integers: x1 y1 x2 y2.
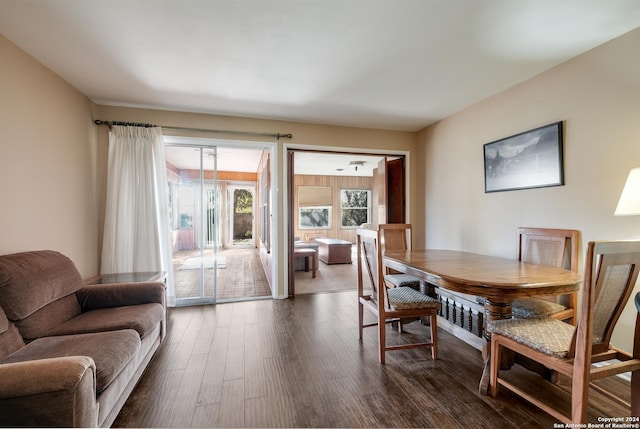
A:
101 125 175 306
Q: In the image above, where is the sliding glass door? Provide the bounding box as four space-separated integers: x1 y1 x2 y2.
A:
166 145 220 305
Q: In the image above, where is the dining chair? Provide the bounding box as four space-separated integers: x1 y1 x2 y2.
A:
356 227 441 364
378 223 422 290
378 223 427 331
488 240 640 424
512 227 580 324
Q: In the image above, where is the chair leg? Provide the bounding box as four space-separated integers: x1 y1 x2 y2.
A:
430 313 438 360
391 319 402 332
378 313 386 364
489 337 500 397
632 369 640 417
571 362 589 424
358 302 364 342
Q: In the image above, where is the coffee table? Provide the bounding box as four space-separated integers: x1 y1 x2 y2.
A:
315 238 352 264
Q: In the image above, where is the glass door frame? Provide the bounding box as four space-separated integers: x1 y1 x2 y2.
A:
164 135 277 305
166 143 219 306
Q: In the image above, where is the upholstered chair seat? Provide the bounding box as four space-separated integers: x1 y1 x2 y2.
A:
387 286 440 311
385 273 421 290
510 298 567 319
487 317 574 358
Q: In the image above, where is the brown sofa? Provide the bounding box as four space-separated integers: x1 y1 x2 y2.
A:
0 250 166 427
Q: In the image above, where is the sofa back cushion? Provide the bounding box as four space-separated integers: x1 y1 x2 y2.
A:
0 306 25 359
0 251 83 340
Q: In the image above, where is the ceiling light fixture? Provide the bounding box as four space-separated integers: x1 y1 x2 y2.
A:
349 160 366 172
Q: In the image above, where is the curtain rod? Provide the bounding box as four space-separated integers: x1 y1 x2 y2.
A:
93 119 293 139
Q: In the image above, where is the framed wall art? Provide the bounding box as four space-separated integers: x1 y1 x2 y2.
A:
484 121 564 193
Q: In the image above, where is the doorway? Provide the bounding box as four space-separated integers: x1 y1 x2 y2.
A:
287 150 408 296
165 138 273 305
227 185 255 248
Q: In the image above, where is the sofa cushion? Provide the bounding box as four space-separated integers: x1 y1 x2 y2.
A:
1 330 140 393
0 250 84 322
17 294 81 341
0 306 25 360
76 282 166 311
46 303 164 339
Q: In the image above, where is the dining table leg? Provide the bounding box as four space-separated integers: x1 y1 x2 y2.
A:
479 298 513 394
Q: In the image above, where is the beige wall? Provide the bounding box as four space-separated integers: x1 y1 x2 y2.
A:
95 106 416 297
417 27 640 351
0 35 99 277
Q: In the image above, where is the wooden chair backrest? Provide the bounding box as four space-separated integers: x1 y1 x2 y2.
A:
518 227 579 272
518 227 580 308
570 240 640 358
357 228 388 310
379 223 413 252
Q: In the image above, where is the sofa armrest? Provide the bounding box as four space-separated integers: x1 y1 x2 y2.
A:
0 356 98 428
76 281 166 311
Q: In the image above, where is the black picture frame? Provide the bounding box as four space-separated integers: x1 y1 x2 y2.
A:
484 121 564 193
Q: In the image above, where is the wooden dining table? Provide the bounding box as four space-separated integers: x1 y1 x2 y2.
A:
382 249 583 393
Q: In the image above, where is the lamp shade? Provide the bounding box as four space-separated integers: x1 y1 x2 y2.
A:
615 167 640 216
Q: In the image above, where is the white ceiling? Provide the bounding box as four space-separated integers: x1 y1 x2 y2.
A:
293 152 384 177
1 0 639 133
163 142 383 177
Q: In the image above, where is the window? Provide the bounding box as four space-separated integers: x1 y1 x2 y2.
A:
299 207 332 229
298 185 332 229
341 189 370 228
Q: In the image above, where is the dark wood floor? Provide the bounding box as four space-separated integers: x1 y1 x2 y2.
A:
113 291 632 428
